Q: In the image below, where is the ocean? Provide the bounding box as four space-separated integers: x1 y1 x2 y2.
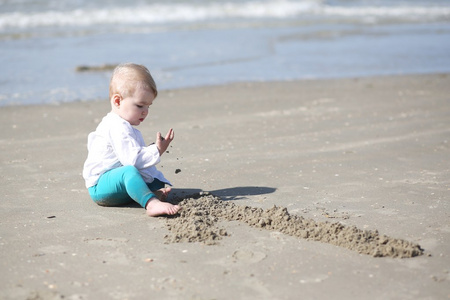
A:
1 0 450 106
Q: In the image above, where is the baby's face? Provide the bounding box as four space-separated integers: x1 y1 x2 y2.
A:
118 87 155 126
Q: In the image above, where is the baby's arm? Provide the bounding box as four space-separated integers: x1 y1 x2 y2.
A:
155 128 174 156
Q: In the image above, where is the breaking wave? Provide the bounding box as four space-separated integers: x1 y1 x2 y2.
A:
1 0 449 31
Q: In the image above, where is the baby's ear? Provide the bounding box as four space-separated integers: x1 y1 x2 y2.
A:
111 94 122 108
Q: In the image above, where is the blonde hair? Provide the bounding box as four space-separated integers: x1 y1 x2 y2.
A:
109 63 158 99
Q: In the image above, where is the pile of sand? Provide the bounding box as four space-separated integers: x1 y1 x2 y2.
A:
165 193 423 258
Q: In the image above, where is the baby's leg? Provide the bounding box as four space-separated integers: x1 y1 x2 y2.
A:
147 178 172 202
153 186 171 201
145 197 180 217
145 180 179 216
90 166 178 217
89 166 144 207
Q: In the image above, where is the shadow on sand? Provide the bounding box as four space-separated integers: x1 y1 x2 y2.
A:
121 186 276 208
171 186 276 202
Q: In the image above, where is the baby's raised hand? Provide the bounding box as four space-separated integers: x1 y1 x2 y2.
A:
156 128 174 156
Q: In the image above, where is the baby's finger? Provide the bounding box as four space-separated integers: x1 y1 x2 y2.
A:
165 128 174 141
156 132 164 141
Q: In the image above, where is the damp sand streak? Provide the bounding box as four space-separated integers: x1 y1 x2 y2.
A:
166 193 423 258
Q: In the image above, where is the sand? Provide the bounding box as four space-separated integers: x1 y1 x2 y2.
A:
0 74 449 299
165 192 423 258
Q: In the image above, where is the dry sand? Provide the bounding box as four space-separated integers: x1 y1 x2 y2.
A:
0 74 449 299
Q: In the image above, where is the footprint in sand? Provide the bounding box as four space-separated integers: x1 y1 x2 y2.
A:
38 245 70 254
232 249 267 264
83 237 128 247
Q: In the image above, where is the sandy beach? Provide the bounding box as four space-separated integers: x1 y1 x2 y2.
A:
0 74 449 299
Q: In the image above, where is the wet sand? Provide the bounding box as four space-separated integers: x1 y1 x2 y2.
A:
0 74 449 299
166 192 423 258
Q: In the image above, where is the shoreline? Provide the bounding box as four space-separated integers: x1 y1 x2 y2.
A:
1 73 449 299
2 71 450 108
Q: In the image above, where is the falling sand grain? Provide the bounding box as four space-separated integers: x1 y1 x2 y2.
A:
165 193 423 258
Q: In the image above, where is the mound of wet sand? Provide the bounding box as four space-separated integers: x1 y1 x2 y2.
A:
165 193 423 258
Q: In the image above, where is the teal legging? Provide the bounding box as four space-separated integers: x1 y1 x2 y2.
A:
88 165 164 208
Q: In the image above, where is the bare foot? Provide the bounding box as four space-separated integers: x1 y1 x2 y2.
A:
145 197 180 217
154 187 171 201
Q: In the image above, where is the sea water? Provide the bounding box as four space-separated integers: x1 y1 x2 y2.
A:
1 0 450 106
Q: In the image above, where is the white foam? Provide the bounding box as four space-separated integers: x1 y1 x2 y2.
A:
0 1 317 29
1 1 449 31
321 6 450 19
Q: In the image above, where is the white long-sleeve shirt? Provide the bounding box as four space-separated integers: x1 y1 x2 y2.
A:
82 112 170 188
